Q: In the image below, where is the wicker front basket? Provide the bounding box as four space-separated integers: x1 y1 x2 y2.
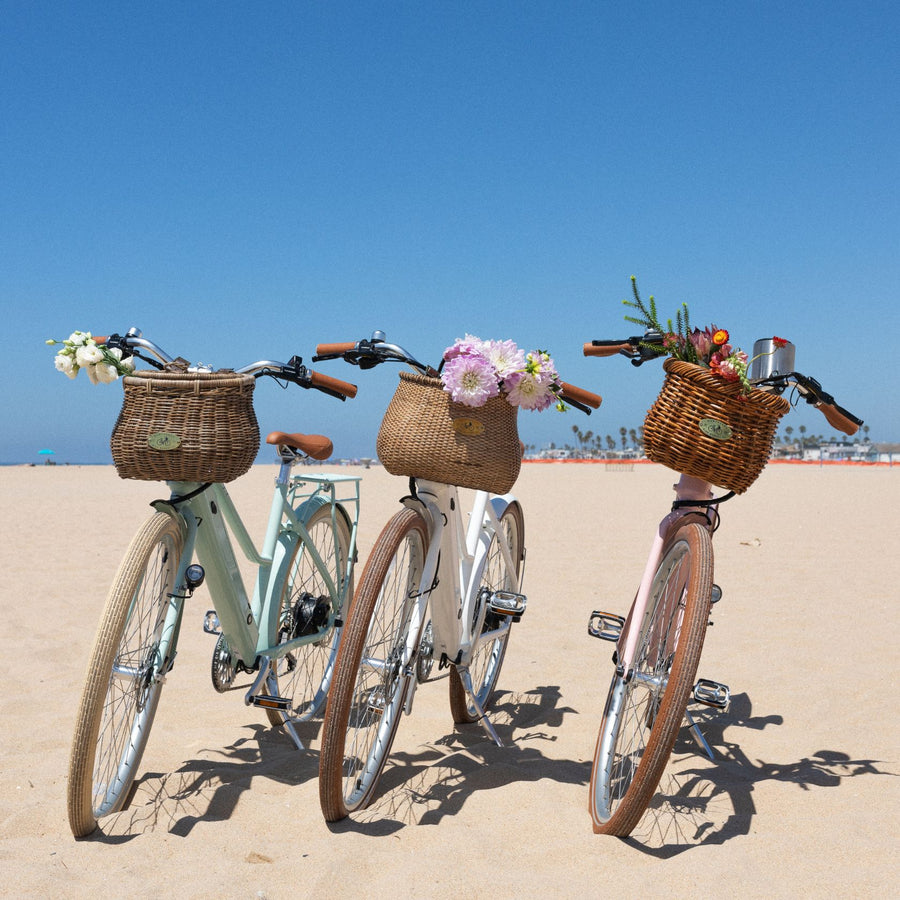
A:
643 359 790 493
110 370 260 483
376 372 521 494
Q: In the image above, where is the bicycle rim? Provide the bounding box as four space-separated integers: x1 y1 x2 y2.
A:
67 513 182 836
590 521 713 835
319 508 428 819
267 504 352 724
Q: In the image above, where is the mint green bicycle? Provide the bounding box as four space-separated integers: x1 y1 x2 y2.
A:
66 328 360 838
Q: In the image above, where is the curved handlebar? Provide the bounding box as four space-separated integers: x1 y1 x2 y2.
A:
584 332 863 436
316 332 600 414
96 328 357 401
314 333 431 375
781 372 862 436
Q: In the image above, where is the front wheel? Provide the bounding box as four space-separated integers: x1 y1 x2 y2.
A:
589 521 713 836
264 503 353 726
318 508 428 821
449 501 525 723
67 512 184 837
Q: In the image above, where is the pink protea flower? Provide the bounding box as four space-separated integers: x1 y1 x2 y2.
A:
441 353 500 407
689 327 713 361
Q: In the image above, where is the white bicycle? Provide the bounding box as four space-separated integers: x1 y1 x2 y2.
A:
312 332 601 820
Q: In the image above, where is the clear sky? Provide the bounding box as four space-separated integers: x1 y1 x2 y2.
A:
3 1 897 465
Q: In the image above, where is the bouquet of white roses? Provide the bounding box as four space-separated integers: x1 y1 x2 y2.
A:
47 331 135 384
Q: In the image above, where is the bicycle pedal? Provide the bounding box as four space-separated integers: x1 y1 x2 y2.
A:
488 590 527 618
249 693 291 711
203 610 221 635
588 611 625 642
692 678 730 710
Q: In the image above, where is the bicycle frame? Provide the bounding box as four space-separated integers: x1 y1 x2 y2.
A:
396 480 521 740
149 469 360 704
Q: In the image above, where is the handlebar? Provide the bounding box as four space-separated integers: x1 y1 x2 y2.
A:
96 328 358 401
583 332 666 366
758 371 862 435
315 331 602 415
584 331 863 436
558 381 602 410
314 331 432 375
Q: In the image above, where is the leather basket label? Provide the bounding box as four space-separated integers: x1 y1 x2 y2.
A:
698 418 732 441
148 432 182 451
452 418 485 436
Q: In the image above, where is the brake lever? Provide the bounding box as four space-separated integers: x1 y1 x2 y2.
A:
790 372 864 429
628 330 666 367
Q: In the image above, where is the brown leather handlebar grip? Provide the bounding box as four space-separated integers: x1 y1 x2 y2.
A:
559 381 602 409
310 370 358 399
816 402 859 436
583 342 632 357
315 342 357 356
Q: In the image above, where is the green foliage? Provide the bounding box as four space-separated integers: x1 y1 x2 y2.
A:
621 275 698 362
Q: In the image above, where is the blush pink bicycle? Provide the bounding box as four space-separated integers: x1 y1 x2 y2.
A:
582 332 862 836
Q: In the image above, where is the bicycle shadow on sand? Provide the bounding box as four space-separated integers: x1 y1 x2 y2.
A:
620 692 895 857
87 719 324 842
88 683 580 841
326 683 588 835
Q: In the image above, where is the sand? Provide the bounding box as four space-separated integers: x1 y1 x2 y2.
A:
1 462 897 898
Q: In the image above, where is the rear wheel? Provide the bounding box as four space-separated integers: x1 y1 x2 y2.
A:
449 501 525 723
589 521 713 836
67 513 183 837
265 504 352 725
319 508 428 821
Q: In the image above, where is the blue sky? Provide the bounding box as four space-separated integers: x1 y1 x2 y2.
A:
2 1 896 464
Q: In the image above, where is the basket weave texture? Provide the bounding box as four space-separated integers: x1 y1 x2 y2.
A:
110 370 259 483
376 372 521 494
643 359 789 493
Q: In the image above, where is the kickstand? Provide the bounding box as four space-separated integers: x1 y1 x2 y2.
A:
685 708 715 760
245 659 307 751
456 666 504 747
265 669 306 751
281 716 305 751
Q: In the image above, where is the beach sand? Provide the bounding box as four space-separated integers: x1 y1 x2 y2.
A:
2 462 897 898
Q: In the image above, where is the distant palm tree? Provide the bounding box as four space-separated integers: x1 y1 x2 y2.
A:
619 426 627 450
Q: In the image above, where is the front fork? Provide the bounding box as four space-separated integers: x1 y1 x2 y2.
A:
148 500 200 687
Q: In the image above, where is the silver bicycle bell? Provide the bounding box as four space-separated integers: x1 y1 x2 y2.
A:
749 338 795 389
